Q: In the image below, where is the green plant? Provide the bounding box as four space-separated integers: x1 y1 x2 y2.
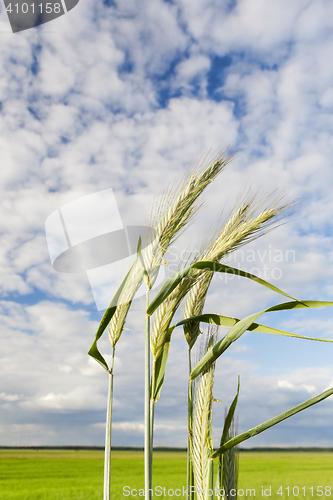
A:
88 151 333 500
180 195 294 498
89 150 233 499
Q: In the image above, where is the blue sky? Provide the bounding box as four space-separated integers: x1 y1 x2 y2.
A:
1 0 333 449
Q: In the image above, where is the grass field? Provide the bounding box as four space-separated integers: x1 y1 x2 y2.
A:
0 449 332 500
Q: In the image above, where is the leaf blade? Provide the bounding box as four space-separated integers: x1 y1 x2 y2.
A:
212 386 333 458
220 377 240 446
171 313 333 344
147 265 192 315
190 300 333 380
151 333 171 402
147 260 298 317
88 241 143 371
192 261 298 301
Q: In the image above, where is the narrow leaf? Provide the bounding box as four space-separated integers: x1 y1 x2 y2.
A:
192 262 298 301
147 265 192 315
88 242 142 370
190 300 333 380
216 378 240 496
88 339 110 373
137 235 142 257
170 313 333 344
151 333 171 402
147 260 298 316
220 377 240 446
212 386 333 458
95 262 137 341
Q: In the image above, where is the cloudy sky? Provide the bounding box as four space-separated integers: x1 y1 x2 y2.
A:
1 0 333 450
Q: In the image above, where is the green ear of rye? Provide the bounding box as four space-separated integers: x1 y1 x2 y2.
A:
146 261 298 316
212 386 333 459
190 300 333 380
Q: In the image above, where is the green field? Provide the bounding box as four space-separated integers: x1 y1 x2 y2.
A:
0 449 332 500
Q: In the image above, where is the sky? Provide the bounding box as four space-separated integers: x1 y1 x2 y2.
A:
1 0 333 450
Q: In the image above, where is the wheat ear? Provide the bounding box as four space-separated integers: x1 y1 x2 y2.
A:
222 416 239 500
108 150 232 347
192 328 218 500
153 191 294 359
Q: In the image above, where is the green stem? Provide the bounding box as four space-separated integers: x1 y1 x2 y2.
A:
187 348 194 500
103 345 115 500
149 359 156 490
217 455 222 500
149 398 155 487
145 291 152 500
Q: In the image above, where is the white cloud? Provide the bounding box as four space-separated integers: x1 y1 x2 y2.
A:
0 392 22 402
277 380 316 394
27 385 106 411
171 52 211 96
0 0 332 448
93 421 187 434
